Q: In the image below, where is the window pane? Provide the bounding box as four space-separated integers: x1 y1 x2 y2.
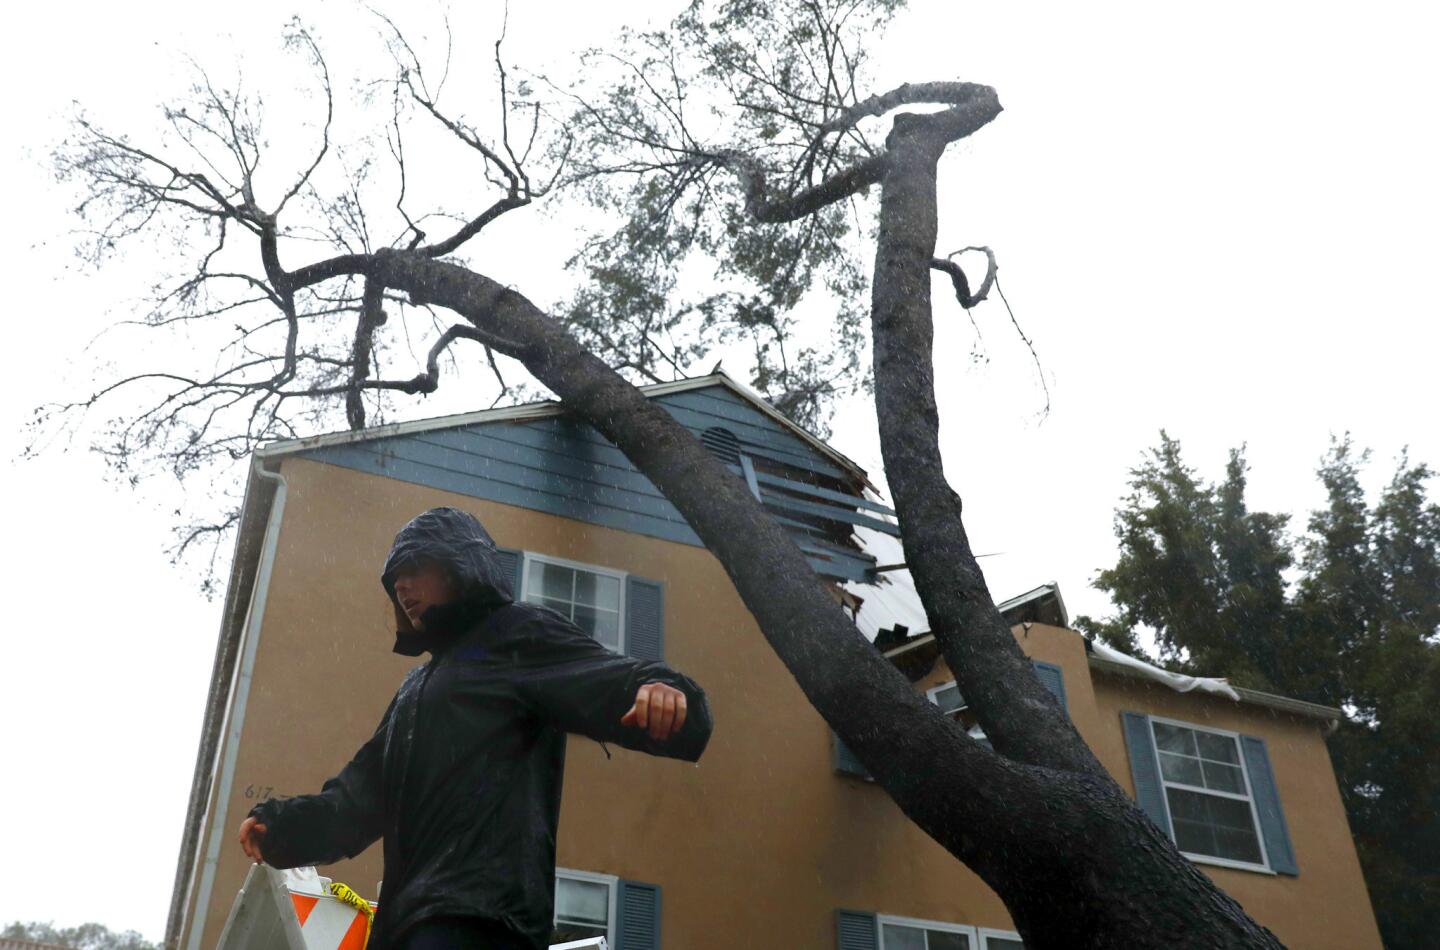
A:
572 570 621 610
533 562 575 601
933 682 964 714
1167 788 1263 864
1158 751 1204 787
1212 824 1265 865
555 878 609 927
571 603 599 636
1201 760 1246 794
1195 731 1240 764
1153 722 1197 755
573 605 621 649
986 939 1024 950
537 596 575 620
929 931 970 950
882 924 927 950
1172 819 1218 858
572 568 597 603
594 609 621 649
1169 787 1220 856
598 574 622 609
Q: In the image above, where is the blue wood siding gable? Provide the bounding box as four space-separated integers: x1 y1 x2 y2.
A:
298 384 888 582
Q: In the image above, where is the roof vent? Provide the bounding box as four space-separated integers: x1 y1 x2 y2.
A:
700 427 742 465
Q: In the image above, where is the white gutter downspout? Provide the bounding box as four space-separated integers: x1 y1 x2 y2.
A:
185 458 288 950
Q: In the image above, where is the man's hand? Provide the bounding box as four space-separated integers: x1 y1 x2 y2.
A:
620 682 688 742
238 816 268 864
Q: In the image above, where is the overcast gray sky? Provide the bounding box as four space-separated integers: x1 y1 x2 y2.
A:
3 0 1436 940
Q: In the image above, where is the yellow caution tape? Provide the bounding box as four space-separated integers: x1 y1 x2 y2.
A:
328 881 374 948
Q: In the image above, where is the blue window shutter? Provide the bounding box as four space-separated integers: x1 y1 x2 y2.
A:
1121 711 1174 839
836 909 878 950
1240 735 1299 875
832 731 872 780
494 547 522 599
617 879 661 950
1031 660 1068 713
625 576 665 662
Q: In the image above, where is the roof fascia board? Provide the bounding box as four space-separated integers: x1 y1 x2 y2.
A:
877 622 1342 726
257 401 564 459
996 583 1062 618
1087 655 1342 725
881 585 1067 658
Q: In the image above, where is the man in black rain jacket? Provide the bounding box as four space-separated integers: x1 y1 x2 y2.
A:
238 507 713 949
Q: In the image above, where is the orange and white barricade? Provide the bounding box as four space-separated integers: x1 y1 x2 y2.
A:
216 866 372 950
216 864 609 950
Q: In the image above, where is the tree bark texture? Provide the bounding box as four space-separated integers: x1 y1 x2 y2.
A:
353 247 1284 948
863 110 1285 946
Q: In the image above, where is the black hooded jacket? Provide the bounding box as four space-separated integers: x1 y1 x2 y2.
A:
248 507 713 949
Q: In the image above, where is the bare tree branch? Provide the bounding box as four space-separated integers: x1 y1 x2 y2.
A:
930 245 997 309
275 23 335 215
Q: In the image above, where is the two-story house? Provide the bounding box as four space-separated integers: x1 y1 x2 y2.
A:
166 372 1383 949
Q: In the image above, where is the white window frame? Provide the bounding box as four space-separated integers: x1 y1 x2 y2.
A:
1147 715 1275 874
877 913 979 949
554 867 618 948
926 679 989 745
977 927 1025 949
520 552 628 653
925 680 965 717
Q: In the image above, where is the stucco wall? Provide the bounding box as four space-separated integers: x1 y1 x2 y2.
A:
1086 668 1382 949
181 457 1380 949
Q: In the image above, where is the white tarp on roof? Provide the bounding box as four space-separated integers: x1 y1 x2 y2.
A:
1090 639 1240 701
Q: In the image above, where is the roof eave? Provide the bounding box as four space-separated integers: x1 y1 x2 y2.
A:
1087 655 1344 726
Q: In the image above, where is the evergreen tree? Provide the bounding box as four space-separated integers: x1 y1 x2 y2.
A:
1083 433 1294 692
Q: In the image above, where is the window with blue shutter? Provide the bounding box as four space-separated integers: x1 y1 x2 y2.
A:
616 879 661 950
922 660 1068 751
836 909 878 950
1122 712 1298 875
625 575 665 662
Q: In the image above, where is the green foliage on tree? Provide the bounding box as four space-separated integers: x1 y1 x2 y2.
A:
555 0 906 435
1078 434 1440 949
1 921 157 950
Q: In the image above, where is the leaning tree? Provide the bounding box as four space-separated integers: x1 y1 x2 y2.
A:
46 2 1283 946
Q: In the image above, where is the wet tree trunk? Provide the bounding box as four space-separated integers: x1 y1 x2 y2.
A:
361 246 1285 947
861 112 1287 945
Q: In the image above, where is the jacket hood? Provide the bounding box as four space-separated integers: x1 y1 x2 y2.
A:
381 507 515 651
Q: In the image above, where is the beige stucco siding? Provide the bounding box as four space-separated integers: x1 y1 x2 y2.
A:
1087 669 1383 949
181 457 1381 949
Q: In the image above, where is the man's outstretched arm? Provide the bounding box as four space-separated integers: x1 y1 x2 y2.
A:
511 609 713 762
